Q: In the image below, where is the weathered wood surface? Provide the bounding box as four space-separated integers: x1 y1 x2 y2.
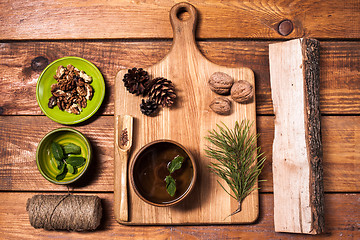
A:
270 39 324 234
1 115 359 193
0 0 359 238
0 192 359 239
0 41 359 115
1 0 359 40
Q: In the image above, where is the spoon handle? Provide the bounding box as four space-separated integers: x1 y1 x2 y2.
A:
117 148 129 222
114 115 133 223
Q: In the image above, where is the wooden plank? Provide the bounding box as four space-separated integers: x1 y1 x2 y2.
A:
0 116 114 192
0 192 358 239
0 41 359 115
0 115 359 193
0 0 359 40
269 39 324 234
114 3 257 224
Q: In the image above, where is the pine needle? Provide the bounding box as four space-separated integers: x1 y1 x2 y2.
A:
205 120 266 217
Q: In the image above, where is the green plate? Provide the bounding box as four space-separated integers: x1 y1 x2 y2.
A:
36 57 105 125
36 128 92 184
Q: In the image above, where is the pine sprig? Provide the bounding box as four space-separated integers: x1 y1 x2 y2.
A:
205 120 266 217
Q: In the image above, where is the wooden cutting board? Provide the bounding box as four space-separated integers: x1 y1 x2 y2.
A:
114 2 258 225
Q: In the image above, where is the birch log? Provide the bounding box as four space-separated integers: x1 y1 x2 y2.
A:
269 38 324 234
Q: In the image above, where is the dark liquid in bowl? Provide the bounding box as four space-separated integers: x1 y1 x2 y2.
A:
133 142 194 204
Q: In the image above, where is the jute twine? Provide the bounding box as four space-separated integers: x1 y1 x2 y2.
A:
26 194 102 231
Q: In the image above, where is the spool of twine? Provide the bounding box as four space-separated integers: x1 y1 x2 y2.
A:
26 194 102 231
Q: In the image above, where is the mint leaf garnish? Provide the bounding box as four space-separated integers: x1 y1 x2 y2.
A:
165 175 176 197
167 155 184 174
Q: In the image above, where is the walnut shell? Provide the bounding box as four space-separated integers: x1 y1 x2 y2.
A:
209 97 231 115
231 80 253 103
208 72 234 95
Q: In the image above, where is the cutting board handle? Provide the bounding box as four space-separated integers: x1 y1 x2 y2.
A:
169 2 199 53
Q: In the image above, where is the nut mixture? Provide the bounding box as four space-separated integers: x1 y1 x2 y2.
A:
48 64 94 115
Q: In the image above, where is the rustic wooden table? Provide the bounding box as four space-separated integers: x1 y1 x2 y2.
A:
0 1 359 239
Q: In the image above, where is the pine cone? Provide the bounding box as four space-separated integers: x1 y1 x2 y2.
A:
123 68 150 96
148 77 176 107
140 99 158 116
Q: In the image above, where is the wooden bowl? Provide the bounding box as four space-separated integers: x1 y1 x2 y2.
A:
130 139 197 207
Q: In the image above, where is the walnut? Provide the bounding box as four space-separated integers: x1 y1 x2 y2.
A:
78 96 87 108
57 97 64 111
77 78 85 87
51 84 59 93
209 97 231 115
208 72 234 95
80 70 92 83
67 64 75 72
52 89 66 97
66 104 82 115
60 79 76 91
85 83 94 100
56 65 66 79
48 96 57 108
76 86 87 96
231 80 254 103
65 92 72 100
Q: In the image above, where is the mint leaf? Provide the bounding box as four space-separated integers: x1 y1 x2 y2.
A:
66 163 75 174
167 155 184 174
165 175 176 197
57 160 64 170
56 163 68 181
66 156 86 167
51 142 64 161
51 156 62 169
63 143 81 155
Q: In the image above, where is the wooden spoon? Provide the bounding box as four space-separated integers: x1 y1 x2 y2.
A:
114 115 133 222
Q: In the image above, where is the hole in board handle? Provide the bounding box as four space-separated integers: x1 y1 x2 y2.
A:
176 7 191 21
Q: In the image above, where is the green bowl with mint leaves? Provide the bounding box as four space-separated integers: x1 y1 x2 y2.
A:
36 128 92 184
130 140 197 207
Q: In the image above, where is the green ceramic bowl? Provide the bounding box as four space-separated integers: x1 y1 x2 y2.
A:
36 56 105 125
36 128 92 184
